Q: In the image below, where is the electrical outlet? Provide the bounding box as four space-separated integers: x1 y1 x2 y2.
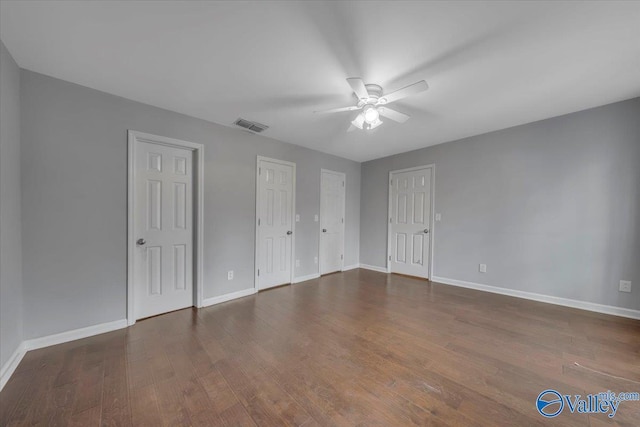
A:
619 280 632 293
295 214 300 222
295 259 300 268
314 256 318 264
435 213 442 221
479 264 487 273
227 270 234 280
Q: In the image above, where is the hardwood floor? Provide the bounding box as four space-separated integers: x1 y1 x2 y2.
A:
1 269 639 426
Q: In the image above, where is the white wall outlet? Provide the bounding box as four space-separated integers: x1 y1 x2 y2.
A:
479 264 487 273
314 214 318 222
314 256 318 264
619 280 632 293
295 259 300 268
435 213 442 221
295 214 300 222
227 270 234 280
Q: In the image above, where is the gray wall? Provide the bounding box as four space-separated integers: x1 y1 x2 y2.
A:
12 64 640 344
0 41 23 368
20 70 360 339
361 98 640 310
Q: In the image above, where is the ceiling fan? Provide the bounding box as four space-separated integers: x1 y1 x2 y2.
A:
315 78 429 131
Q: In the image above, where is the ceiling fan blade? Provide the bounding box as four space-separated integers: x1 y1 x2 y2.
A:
314 105 361 114
378 107 410 123
346 77 369 100
378 80 428 105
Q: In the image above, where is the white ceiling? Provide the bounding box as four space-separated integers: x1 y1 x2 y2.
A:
2 1 639 162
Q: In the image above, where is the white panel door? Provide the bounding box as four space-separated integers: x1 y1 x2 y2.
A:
257 158 295 289
320 170 345 275
389 167 432 278
134 141 193 319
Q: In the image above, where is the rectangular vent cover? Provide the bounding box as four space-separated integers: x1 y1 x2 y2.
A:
234 118 269 133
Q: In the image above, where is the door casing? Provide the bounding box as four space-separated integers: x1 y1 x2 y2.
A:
254 156 296 290
319 169 346 275
127 130 204 325
387 164 435 279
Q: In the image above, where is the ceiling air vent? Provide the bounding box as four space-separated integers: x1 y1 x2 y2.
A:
234 118 269 133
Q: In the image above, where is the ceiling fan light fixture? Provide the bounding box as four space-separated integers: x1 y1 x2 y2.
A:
363 105 379 124
351 113 365 130
367 118 383 130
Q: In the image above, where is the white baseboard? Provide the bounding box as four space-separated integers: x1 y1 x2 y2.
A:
358 263 388 273
25 319 128 351
432 276 640 320
293 273 321 284
201 288 256 308
342 264 359 271
2 318 127 391
0 342 26 391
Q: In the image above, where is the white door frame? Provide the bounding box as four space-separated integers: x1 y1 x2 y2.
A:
255 156 296 290
387 164 435 279
127 130 204 325
319 169 346 274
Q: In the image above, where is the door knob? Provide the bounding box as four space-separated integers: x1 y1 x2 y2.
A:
423 229 429 234
136 238 146 246
322 229 327 233
286 230 292 235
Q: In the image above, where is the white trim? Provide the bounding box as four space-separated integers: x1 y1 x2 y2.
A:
359 263 389 274
0 342 26 391
387 164 436 279
342 264 359 271
127 136 134 325
293 273 321 283
319 169 347 276
1 319 127 391
127 130 205 326
255 156 297 291
432 276 640 320
429 165 436 279
201 288 257 308
25 319 128 351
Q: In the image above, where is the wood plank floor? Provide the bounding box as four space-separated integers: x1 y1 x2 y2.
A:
1 269 639 426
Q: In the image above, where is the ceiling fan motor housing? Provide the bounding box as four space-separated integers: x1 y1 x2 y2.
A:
356 84 383 106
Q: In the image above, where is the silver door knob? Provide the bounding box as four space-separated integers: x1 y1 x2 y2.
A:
423 229 429 234
286 230 292 235
322 229 327 233
136 238 146 246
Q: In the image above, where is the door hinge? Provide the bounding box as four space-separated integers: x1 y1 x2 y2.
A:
341 218 344 223
257 269 260 276
389 255 392 261
389 217 392 223
342 181 345 187
259 167 261 175
258 218 261 226
341 254 343 260
390 179 392 185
